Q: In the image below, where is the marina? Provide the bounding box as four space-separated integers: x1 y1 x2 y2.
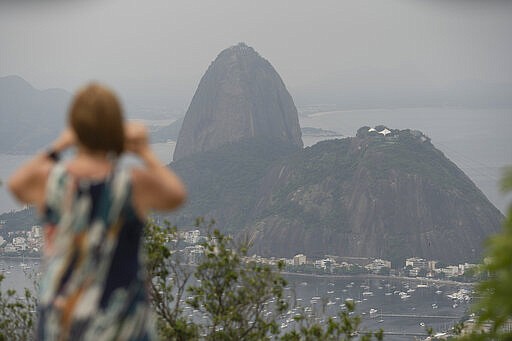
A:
0 259 473 339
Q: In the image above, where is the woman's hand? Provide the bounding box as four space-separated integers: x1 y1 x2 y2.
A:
125 122 149 156
126 121 187 215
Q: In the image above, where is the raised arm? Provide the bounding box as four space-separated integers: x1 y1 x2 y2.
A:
8 129 75 207
126 122 187 216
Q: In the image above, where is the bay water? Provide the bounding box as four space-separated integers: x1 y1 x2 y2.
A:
0 258 471 339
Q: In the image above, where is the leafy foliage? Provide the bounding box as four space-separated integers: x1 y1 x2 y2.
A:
1 218 385 340
170 137 299 231
144 220 199 340
188 226 288 340
145 218 384 340
0 274 37 341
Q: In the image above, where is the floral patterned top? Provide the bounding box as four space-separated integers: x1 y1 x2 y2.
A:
37 162 155 341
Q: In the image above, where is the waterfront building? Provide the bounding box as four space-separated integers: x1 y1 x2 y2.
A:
293 254 307 266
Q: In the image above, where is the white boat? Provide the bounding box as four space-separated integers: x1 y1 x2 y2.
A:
399 292 411 299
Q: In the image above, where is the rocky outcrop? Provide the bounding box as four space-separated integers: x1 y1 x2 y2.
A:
173 43 303 161
169 127 503 264
245 128 502 264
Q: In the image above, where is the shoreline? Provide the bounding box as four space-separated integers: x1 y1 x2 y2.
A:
0 255 41 261
281 271 474 287
0 256 476 286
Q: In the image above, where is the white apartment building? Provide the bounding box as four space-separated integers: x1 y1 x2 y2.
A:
293 254 307 266
405 257 428 269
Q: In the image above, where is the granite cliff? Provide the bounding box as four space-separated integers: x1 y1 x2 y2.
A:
173 43 303 161
244 127 503 264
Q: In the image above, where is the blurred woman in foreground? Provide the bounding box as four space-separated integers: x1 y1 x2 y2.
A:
8 83 186 340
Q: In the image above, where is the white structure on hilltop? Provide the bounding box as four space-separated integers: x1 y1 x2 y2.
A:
378 128 392 136
367 127 393 136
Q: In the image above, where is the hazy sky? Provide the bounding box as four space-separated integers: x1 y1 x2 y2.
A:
1 0 511 111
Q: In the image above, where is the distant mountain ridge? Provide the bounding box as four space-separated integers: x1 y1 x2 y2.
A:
0 75 70 154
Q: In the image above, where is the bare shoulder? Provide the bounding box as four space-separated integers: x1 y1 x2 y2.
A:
129 167 149 219
130 166 186 212
130 167 151 188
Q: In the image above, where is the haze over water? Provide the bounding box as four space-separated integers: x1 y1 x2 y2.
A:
1 106 510 215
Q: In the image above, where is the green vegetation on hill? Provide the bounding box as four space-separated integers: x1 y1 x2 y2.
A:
169 138 299 231
258 138 355 231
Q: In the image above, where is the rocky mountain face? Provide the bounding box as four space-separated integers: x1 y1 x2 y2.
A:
0 75 70 153
173 43 303 161
2 46 502 266
245 127 502 264
168 127 503 264
166 43 502 264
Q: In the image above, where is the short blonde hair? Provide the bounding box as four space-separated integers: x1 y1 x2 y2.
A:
69 83 124 156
